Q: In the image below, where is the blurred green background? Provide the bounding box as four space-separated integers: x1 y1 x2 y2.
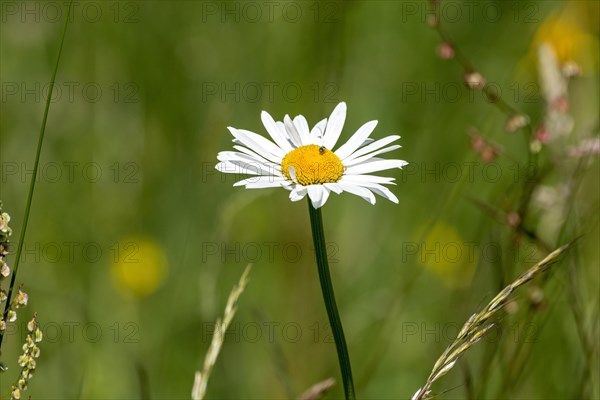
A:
1 1 599 399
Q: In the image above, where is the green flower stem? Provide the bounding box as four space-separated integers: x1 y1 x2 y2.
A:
307 199 355 399
0 0 73 349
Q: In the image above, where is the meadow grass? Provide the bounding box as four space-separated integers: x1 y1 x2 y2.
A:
0 1 598 399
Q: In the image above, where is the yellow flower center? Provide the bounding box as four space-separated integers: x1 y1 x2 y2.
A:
281 144 344 185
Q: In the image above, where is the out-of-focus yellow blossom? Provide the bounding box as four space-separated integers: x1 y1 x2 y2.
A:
534 17 588 67
416 222 477 289
530 4 598 74
111 236 168 298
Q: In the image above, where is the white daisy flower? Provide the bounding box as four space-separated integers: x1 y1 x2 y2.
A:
216 102 408 209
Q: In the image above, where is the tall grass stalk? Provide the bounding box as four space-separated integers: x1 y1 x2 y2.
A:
412 241 574 400
0 0 73 350
192 264 252 400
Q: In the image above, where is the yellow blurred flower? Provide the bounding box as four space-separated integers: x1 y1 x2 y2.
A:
417 222 477 289
111 236 168 298
531 4 598 74
534 17 586 66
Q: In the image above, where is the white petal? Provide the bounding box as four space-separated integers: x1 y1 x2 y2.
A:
340 177 399 203
323 102 347 149
243 180 287 189
288 166 298 183
319 186 331 207
342 135 401 163
261 111 294 152
236 128 286 159
359 138 375 148
307 185 327 208
232 145 271 164
337 182 376 204
216 161 259 175
216 160 278 176
346 159 408 175
324 182 344 194
276 121 286 134
228 127 285 163
334 120 378 160
293 115 311 145
283 115 303 147
289 186 307 202
310 118 328 144
343 145 401 166
370 186 399 203
217 151 281 174
234 176 287 188
338 174 396 185
276 121 296 149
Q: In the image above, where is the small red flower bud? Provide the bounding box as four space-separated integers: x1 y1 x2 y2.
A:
551 96 569 113
470 135 485 152
480 146 497 163
504 114 530 133
535 126 551 144
437 42 454 60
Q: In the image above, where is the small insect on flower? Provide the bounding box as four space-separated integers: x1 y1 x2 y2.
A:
319 146 326 154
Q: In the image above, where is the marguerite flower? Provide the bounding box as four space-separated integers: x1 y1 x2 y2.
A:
216 102 407 208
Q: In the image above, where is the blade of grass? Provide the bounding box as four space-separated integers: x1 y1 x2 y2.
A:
0 0 74 349
191 264 252 400
298 378 336 400
412 240 575 400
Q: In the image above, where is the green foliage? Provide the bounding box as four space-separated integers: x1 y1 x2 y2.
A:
0 1 598 398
